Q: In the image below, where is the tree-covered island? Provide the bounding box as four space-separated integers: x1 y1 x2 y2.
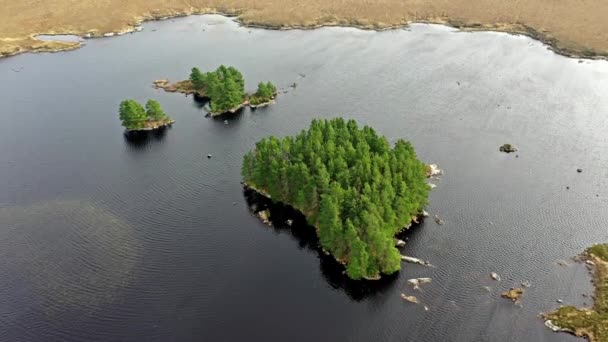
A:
119 99 174 131
241 118 431 280
153 65 277 116
544 243 608 342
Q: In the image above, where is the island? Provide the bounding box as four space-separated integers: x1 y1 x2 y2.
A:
241 118 430 280
544 243 608 342
154 65 277 116
119 99 174 131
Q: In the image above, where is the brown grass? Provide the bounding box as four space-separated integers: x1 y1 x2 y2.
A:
1 0 608 59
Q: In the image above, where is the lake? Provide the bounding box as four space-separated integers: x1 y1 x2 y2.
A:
1 14 607 342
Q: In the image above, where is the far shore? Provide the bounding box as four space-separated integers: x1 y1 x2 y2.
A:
2 2 608 60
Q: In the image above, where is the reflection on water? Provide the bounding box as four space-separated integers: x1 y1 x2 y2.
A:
0 200 140 316
123 127 169 148
243 188 399 301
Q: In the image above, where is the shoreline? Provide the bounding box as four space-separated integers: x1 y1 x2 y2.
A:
126 119 175 132
2 11 607 61
154 79 276 117
542 244 608 342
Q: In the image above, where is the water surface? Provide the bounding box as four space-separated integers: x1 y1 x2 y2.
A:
1 15 608 342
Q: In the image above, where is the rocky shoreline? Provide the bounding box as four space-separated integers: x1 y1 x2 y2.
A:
154 79 276 117
126 118 175 132
542 244 608 342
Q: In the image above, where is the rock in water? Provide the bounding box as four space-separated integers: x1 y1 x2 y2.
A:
434 215 445 225
501 288 524 301
401 294 419 303
490 272 501 281
207 154 212 159
426 164 442 177
408 278 432 290
499 144 518 153
395 239 406 247
257 210 271 225
401 255 432 266
577 168 583 173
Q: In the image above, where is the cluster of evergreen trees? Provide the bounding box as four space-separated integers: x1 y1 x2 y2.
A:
119 99 170 130
190 65 246 113
242 118 430 279
250 82 278 105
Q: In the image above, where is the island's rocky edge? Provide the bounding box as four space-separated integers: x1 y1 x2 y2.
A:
126 118 175 132
153 79 277 116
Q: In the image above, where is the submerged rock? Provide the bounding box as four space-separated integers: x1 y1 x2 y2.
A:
501 287 524 301
408 278 432 290
499 144 518 153
401 294 419 303
434 215 445 225
257 210 271 225
401 255 432 267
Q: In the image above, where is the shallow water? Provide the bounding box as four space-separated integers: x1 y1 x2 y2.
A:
1 15 607 342
35 34 83 42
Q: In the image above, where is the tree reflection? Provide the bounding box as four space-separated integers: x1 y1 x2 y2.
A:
243 187 400 301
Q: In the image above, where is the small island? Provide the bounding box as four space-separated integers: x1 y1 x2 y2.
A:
154 65 277 116
544 243 608 342
119 99 174 131
241 118 430 280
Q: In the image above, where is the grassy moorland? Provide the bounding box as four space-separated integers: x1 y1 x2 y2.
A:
545 244 608 342
1 0 608 59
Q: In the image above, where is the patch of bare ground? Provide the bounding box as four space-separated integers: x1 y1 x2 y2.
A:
1 1 608 59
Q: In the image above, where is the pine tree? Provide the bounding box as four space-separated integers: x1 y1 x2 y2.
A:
190 67 205 89
119 99 147 130
145 100 167 121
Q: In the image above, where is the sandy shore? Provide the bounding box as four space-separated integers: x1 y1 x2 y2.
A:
1 0 607 59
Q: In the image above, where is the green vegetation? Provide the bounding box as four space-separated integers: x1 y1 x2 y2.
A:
189 65 246 113
145 100 167 121
545 244 608 342
242 118 430 280
250 82 277 105
119 99 172 130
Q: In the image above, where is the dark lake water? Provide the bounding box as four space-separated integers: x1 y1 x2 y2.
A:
1 15 608 342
